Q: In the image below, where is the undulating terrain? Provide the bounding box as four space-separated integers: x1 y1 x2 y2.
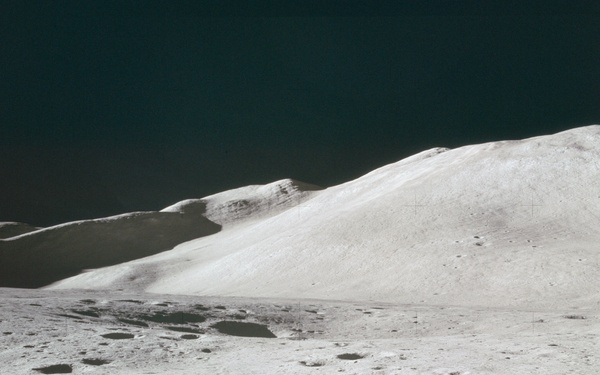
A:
1 125 599 374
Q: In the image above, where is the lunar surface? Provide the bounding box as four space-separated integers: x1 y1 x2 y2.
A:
1 125 599 374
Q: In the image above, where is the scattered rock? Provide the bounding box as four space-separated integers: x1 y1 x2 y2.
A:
299 360 325 367
563 315 586 320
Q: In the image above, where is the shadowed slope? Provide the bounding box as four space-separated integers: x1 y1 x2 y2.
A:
0 211 221 288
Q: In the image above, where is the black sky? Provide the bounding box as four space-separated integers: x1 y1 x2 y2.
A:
1 1 599 226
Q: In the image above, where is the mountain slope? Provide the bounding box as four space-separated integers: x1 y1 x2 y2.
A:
48 125 600 308
0 179 320 288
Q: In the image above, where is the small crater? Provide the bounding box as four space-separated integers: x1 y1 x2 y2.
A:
181 334 199 340
211 321 276 338
82 358 111 366
194 304 210 311
165 326 203 334
214 305 227 310
337 353 365 360
201 348 212 353
139 312 206 324
33 364 73 374
101 333 134 340
118 318 148 327
299 360 325 367
305 310 318 314
79 299 96 305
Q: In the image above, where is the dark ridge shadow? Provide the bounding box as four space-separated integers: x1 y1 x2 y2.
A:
0 208 221 288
